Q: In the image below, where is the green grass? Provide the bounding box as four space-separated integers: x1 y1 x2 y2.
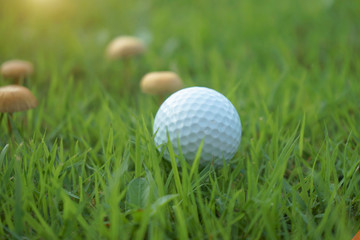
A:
0 0 359 239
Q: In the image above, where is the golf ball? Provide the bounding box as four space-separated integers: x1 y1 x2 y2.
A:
153 87 241 165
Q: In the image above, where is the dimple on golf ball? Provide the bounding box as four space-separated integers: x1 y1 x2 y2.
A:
153 87 242 165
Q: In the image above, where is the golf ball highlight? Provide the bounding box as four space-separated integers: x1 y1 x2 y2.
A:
153 87 241 165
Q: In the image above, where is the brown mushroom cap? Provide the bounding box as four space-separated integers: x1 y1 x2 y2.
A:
106 36 145 60
1 60 34 79
140 71 183 95
0 85 38 113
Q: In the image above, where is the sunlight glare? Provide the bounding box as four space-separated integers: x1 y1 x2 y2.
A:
26 0 63 10
25 0 73 19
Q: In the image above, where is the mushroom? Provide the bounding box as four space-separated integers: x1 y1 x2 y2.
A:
105 36 146 89
106 36 145 60
1 60 34 85
0 85 38 134
140 71 183 103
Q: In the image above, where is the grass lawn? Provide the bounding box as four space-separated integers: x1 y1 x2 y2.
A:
0 0 359 239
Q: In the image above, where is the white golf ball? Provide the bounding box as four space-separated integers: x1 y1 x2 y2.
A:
153 87 242 165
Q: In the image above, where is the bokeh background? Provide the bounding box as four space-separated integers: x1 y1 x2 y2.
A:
0 0 359 239
1 0 358 147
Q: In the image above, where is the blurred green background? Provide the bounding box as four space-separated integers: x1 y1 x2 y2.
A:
1 0 359 129
0 0 359 239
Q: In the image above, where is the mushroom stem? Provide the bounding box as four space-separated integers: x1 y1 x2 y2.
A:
158 95 165 105
122 59 131 91
7 113 13 135
16 76 26 86
14 78 20 85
